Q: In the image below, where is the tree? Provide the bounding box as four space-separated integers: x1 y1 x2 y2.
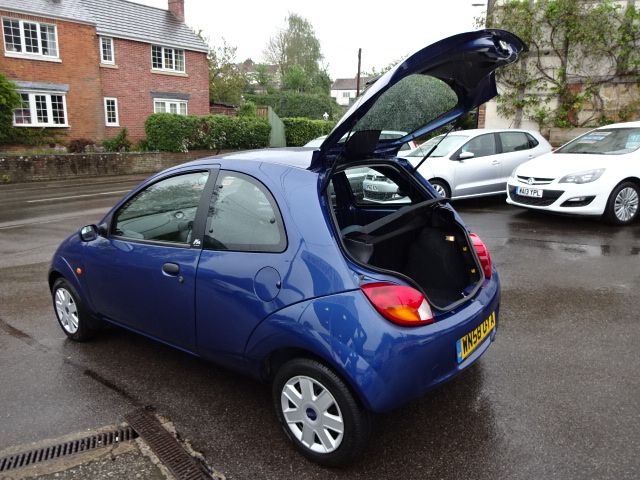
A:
208 39 248 104
0 73 21 144
490 0 640 128
254 64 274 93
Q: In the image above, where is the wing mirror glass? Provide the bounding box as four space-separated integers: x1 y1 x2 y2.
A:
79 224 98 242
457 151 475 160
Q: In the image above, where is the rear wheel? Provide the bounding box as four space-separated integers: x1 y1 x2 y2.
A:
604 182 639 225
429 179 450 198
272 358 370 466
52 278 96 341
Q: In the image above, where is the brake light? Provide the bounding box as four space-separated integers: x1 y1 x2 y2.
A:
469 233 492 279
361 282 434 326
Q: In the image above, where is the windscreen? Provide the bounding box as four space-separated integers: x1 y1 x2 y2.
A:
556 128 640 155
353 74 458 136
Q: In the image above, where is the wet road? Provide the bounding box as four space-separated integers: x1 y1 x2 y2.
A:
1 177 639 479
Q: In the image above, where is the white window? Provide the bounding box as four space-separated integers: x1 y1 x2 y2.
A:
151 45 185 72
2 17 58 58
342 91 351 98
104 97 119 126
100 36 114 64
13 91 68 127
154 99 188 115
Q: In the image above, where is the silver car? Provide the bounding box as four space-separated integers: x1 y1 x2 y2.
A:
363 129 551 201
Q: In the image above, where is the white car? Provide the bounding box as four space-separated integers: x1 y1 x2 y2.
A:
506 121 640 225
363 128 551 202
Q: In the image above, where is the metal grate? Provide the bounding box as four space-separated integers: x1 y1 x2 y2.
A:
125 409 212 480
0 427 137 473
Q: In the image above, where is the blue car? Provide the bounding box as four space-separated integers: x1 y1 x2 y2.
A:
50 30 525 466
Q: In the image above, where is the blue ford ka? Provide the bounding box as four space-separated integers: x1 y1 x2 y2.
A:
50 30 525 465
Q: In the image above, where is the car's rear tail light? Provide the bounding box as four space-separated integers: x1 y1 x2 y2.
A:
469 233 492 279
361 282 434 326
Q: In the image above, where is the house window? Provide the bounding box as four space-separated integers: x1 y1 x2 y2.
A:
100 37 114 64
13 92 67 127
2 18 58 58
151 45 185 72
342 91 351 98
104 98 119 126
154 99 187 115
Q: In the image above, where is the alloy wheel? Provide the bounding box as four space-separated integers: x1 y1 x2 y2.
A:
55 287 79 334
614 187 639 222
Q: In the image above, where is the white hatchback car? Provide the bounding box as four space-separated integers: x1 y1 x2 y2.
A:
507 121 640 225
363 129 551 201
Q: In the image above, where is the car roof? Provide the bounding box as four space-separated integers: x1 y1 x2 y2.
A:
179 148 315 170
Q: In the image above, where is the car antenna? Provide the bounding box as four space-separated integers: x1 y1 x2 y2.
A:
412 121 459 173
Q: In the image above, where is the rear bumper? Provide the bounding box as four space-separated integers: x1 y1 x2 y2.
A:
338 273 501 412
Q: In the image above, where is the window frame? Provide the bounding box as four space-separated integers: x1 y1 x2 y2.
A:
153 98 188 115
104 97 119 126
454 133 498 159
13 91 68 127
2 17 59 60
497 131 533 154
100 36 114 65
203 170 288 254
151 45 186 73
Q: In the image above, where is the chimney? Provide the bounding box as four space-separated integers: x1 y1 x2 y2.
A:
168 0 184 22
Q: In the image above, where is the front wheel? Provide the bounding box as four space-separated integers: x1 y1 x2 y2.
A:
52 278 96 341
272 358 370 466
604 181 639 225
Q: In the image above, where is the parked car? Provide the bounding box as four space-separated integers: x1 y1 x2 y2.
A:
362 129 551 202
49 29 525 466
506 121 640 225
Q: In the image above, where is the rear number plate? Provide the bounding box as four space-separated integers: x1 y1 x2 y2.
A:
456 312 496 363
516 186 543 198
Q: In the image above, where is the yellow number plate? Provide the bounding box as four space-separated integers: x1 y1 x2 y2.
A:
456 312 496 363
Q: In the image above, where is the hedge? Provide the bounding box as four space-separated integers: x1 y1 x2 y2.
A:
282 118 335 146
145 113 271 152
244 92 338 120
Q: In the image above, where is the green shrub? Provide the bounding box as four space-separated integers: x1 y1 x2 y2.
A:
238 100 257 117
0 73 20 140
282 118 335 146
244 92 338 119
103 128 132 152
67 138 95 153
145 113 270 152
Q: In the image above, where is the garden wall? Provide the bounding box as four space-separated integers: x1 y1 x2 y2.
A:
0 151 214 183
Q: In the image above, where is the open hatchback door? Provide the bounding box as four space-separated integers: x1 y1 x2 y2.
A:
310 29 527 172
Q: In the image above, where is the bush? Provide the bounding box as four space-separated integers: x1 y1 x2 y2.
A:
103 128 132 152
244 92 338 119
282 118 335 146
145 113 271 152
237 100 257 117
67 138 95 153
0 73 20 139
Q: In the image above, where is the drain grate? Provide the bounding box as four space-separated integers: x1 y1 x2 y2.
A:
125 409 211 480
0 426 137 473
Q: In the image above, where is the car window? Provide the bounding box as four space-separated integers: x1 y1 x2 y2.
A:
499 132 532 153
460 134 497 158
358 166 416 205
204 171 286 252
113 171 209 243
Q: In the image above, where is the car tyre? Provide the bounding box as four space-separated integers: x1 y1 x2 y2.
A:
429 179 451 198
272 358 370 467
51 278 96 341
604 181 639 225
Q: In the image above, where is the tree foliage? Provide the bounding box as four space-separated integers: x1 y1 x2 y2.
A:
490 0 640 128
0 73 20 140
208 39 248 104
244 92 338 120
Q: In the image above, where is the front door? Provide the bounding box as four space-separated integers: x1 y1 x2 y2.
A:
452 133 502 196
84 170 211 350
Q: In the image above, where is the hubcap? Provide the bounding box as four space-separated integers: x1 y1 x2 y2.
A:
55 287 79 334
280 376 344 454
432 183 446 197
614 187 639 222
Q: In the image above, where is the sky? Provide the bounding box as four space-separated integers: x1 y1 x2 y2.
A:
131 0 488 79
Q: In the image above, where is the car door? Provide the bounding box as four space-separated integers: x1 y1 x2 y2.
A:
83 169 213 350
451 133 501 196
496 131 538 182
194 170 288 366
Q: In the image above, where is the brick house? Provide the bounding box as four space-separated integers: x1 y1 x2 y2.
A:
0 0 209 142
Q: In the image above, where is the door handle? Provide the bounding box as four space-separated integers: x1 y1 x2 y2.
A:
491 160 500 165
162 262 180 275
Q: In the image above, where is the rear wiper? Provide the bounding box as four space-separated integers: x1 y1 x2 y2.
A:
412 122 457 173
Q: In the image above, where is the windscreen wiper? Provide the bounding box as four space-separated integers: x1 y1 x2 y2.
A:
412 122 458 173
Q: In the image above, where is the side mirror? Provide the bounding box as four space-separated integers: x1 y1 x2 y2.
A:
457 151 475 160
79 225 98 242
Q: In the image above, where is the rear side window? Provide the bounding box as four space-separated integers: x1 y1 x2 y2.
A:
499 132 533 153
459 134 497 158
204 171 286 252
113 171 209 243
